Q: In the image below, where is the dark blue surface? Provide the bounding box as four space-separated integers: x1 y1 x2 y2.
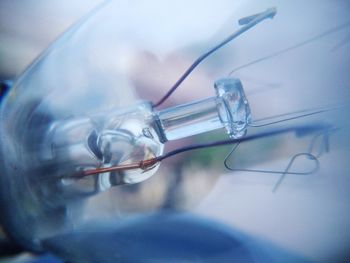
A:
29 254 62 263
0 80 11 102
41 213 313 263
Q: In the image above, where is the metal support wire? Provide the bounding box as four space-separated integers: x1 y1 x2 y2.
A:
224 123 334 192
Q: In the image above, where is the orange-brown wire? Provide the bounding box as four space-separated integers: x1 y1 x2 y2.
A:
82 158 159 177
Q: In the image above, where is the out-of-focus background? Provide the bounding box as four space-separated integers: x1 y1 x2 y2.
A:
1 0 350 262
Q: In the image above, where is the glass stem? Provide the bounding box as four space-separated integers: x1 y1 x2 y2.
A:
155 97 222 142
154 78 252 142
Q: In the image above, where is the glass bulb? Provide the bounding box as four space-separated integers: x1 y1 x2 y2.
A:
0 0 253 251
2 1 349 262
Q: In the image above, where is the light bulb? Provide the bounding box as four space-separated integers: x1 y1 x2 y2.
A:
1 1 346 260
0 1 269 251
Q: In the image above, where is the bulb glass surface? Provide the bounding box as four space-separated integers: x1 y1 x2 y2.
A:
0 0 243 251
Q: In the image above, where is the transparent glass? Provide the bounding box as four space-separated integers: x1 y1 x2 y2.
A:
0 0 251 254
1 0 350 262
156 78 251 141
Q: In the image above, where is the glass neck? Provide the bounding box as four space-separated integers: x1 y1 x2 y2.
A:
154 78 251 142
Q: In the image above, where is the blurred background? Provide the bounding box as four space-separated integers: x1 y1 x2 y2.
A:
1 0 350 262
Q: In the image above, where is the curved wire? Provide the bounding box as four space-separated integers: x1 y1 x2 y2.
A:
152 8 276 108
224 144 319 176
272 153 319 192
223 122 333 192
308 133 327 158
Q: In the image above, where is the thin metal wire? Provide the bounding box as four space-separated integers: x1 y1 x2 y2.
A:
223 121 334 192
248 103 350 128
152 8 276 108
81 158 158 177
249 109 330 128
228 20 350 76
272 153 319 193
224 143 320 176
308 132 330 158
